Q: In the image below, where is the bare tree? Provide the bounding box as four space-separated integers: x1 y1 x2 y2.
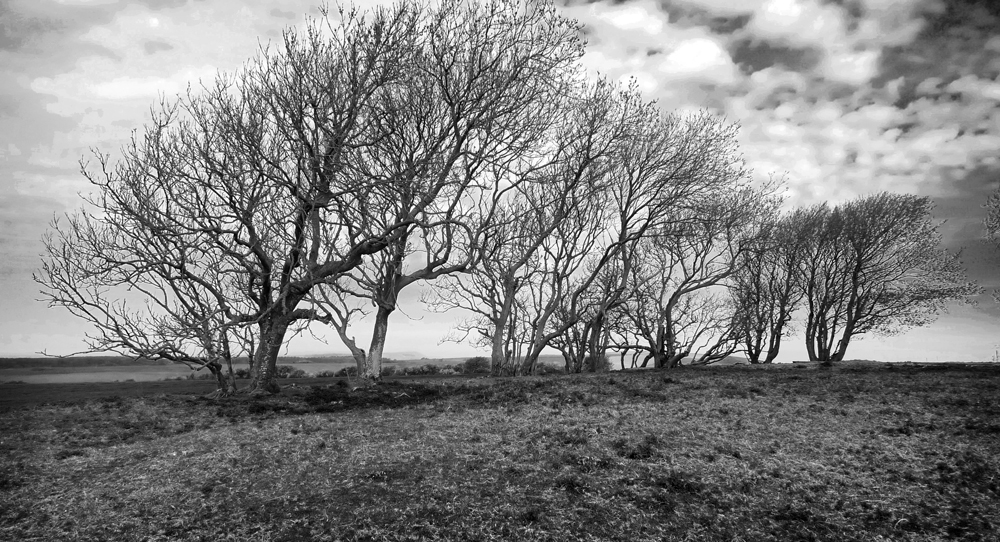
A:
516 104 754 374
608 186 773 368
425 78 627 375
35 178 236 394
435 92 755 375
800 192 980 363
38 0 587 393
313 0 585 381
730 206 813 364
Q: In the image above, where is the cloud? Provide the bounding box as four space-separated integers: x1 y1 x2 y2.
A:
143 39 173 54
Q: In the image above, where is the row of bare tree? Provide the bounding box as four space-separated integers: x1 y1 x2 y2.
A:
436 188 978 375
35 0 980 395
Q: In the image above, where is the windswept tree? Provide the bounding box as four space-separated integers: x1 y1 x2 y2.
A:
517 107 754 374
37 0 586 392
800 192 980 363
730 206 814 364
37 199 256 397
608 186 774 368
426 78 631 376
311 0 584 380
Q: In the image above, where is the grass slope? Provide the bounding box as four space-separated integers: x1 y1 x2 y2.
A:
1 364 998 541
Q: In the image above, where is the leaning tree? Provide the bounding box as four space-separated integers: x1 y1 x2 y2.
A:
799 192 980 363
729 205 815 364
609 185 775 369
315 0 585 380
37 0 586 392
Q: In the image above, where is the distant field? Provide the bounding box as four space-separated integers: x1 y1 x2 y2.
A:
0 356 566 385
1 363 998 541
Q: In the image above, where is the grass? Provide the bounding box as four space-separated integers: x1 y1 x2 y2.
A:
1 364 998 541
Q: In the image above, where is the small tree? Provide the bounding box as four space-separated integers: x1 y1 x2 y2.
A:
426 78 630 376
608 185 774 368
800 192 980 363
730 206 813 364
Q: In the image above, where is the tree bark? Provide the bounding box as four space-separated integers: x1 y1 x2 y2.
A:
363 305 393 381
490 291 515 376
207 360 238 398
248 320 288 394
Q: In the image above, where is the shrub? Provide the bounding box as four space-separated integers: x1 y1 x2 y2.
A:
381 365 398 377
234 368 250 379
461 356 490 374
286 369 309 379
536 363 564 376
335 367 358 378
315 370 337 378
585 355 611 373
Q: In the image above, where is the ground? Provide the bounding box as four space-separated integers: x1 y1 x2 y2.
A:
1 363 998 541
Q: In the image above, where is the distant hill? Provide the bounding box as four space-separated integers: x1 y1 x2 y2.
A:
0 356 175 369
0 352 567 370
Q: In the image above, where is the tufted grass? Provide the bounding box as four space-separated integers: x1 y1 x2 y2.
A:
1 363 998 541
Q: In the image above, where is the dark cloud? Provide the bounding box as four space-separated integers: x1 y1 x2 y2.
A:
143 40 174 55
0 2 50 52
0 1 121 161
729 38 823 75
922 0 1000 36
704 14 752 34
656 2 752 34
874 0 1000 106
0 1 119 55
930 165 1000 313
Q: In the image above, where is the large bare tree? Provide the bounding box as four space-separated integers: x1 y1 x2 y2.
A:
37 0 585 392
800 192 980 363
312 0 585 381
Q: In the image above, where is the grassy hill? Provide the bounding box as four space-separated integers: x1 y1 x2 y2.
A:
1 363 997 541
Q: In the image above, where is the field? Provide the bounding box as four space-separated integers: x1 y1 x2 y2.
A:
1 363 998 541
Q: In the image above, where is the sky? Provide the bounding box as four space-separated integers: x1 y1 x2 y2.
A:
0 0 998 363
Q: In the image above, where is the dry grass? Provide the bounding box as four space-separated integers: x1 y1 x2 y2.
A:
1 364 998 541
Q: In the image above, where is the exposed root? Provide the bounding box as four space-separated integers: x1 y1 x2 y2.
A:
203 388 237 399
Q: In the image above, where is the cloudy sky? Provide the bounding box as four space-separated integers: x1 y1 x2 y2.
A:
1 0 998 362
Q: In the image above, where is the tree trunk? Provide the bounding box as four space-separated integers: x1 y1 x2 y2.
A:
363 305 393 381
831 334 851 362
521 342 545 375
830 317 855 362
763 347 781 364
805 312 818 361
763 328 783 364
207 360 238 398
664 350 686 368
585 312 607 373
248 320 288 395
490 327 506 377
